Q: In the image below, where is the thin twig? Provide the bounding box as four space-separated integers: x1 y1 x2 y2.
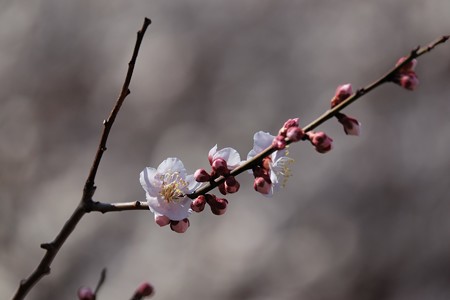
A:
12 18 151 300
88 34 448 212
94 268 107 295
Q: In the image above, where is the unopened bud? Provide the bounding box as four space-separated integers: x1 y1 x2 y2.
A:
286 127 305 142
399 72 419 90
211 198 228 215
170 218 190 233
336 113 361 136
154 214 171 227
308 131 333 153
135 282 154 297
211 158 228 176
254 177 272 195
225 176 240 193
396 56 417 71
194 168 211 182
78 287 94 300
191 195 206 213
334 83 353 105
272 135 287 150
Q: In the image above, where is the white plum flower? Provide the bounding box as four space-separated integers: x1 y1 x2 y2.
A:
247 131 294 196
140 157 200 221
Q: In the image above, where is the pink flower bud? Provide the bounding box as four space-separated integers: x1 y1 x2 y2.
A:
218 182 227 195
286 127 305 142
191 195 206 213
278 118 300 136
194 168 211 182
225 176 240 193
335 83 352 100
154 214 171 227
211 158 228 176
254 177 272 194
336 113 361 136
211 198 228 215
308 131 333 153
135 282 154 297
396 56 417 71
271 135 287 150
78 287 94 300
170 218 190 233
399 72 419 90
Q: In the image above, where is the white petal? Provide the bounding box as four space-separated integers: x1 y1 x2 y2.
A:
140 167 160 197
253 131 275 153
147 195 192 221
215 147 241 169
157 157 187 178
208 144 218 162
186 174 201 192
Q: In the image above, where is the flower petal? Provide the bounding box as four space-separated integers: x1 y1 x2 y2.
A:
248 131 274 160
147 195 192 221
214 147 241 169
140 167 160 197
157 157 187 178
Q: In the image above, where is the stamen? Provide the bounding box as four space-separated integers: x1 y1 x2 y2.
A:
276 158 295 188
157 171 188 203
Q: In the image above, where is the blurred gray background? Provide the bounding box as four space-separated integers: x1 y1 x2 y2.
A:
1 0 450 299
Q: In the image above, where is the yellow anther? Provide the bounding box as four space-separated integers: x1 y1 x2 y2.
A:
157 171 188 203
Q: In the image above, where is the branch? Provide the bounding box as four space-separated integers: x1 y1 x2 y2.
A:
186 35 449 199
12 18 151 300
87 34 448 211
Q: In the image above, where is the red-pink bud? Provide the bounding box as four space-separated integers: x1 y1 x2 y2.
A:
336 113 361 136
170 218 190 233
286 127 305 142
211 198 228 215
254 177 272 194
308 131 333 153
399 72 419 90
191 195 206 213
272 135 287 150
135 282 154 297
218 182 227 195
335 84 352 101
396 56 417 72
211 158 228 176
78 287 94 300
194 168 211 182
278 118 300 136
154 214 171 227
224 176 240 193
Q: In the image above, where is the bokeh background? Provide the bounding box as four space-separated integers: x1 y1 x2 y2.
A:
1 0 450 299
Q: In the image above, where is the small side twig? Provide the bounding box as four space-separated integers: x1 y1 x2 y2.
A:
94 268 107 295
12 18 151 300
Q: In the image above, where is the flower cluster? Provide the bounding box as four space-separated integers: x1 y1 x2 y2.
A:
393 56 419 90
140 54 424 234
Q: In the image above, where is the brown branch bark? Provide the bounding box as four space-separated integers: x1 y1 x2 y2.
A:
12 17 151 300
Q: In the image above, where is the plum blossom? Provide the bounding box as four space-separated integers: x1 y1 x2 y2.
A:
140 157 200 221
248 131 294 196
